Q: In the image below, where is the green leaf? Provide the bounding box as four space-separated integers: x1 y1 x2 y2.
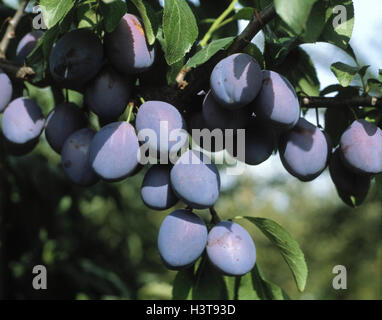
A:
319 0 354 49
172 265 194 300
100 0 126 33
330 62 361 87
243 217 308 292
40 0 76 29
302 0 326 43
77 2 97 29
252 264 289 300
379 70 382 82
192 255 228 300
242 43 265 69
167 59 184 85
186 37 234 69
274 0 317 34
24 83 55 115
131 0 159 45
232 7 255 20
163 0 198 65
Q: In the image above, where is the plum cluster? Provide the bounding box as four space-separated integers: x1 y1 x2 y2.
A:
0 12 380 277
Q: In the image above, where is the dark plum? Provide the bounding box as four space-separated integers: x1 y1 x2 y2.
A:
135 101 188 156
278 118 331 181
227 120 275 165
329 149 371 207
1 98 44 151
210 53 262 110
85 67 132 120
0 68 13 112
141 165 179 210
49 29 103 89
202 90 250 130
105 14 155 74
187 112 225 152
158 209 207 270
61 128 99 186
251 70 300 129
89 122 140 182
170 150 220 209
339 119 382 175
206 221 256 276
45 102 87 154
16 31 44 64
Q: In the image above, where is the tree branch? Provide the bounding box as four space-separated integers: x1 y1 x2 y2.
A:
300 95 382 109
0 0 29 59
0 59 35 81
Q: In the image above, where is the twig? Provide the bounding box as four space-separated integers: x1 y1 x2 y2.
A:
210 207 221 225
300 95 382 109
0 0 29 59
0 59 35 81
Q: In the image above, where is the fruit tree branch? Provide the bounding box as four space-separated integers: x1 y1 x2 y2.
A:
0 59 35 81
0 0 29 59
300 95 382 109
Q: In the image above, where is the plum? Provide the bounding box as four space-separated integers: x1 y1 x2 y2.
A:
210 53 262 110
206 221 256 276
16 31 44 64
85 67 132 120
0 68 13 112
158 209 207 270
278 118 331 181
251 70 300 129
339 119 382 175
105 14 155 74
61 128 99 186
141 165 179 210
89 121 141 182
49 29 104 89
170 150 220 209
45 102 87 154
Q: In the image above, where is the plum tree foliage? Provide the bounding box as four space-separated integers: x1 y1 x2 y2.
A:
0 0 380 300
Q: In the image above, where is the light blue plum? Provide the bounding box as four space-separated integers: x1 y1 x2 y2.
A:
61 128 99 186
16 31 44 64
170 150 220 209
0 68 13 112
210 53 262 110
135 101 187 156
339 119 382 175
206 221 256 276
1 98 44 150
251 70 300 129
278 118 331 181
89 122 140 182
141 165 179 210
158 209 207 270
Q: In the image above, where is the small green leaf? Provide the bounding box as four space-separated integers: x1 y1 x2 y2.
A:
172 265 194 300
274 0 317 34
131 0 159 45
320 0 354 49
192 255 228 300
40 0 76 29
331 62 361 87
242 216 308 292
100 0 127 33
163 0 198 65
242 43 265 69
186 37 234 69
232 7 255 20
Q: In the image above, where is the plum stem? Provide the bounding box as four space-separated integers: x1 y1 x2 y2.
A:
200 0 239 48
126 102 134 123
0 1 29 59
210 207 221 225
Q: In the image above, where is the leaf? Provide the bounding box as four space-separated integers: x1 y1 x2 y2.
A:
131 0 159 45
163 0 198 65
232 7 255 20
330 62 361 87
167 59 184 85
186 37 234 69
77 2 97 29
274 0 317 34
192 255 228 300
100 0 127 33
242 43 265 69
172 265 194 300
243 217 308 292
319 0 354 49
40 0 76 29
